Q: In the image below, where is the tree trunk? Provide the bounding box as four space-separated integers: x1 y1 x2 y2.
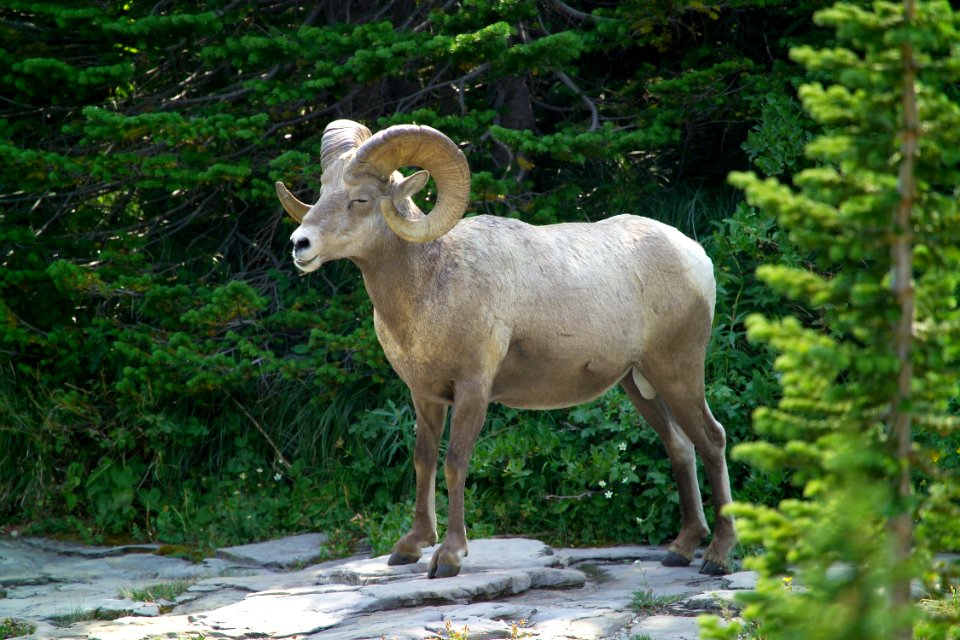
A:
889 0 917 637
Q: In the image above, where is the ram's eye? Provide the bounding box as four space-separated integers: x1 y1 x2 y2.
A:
348 198 369 210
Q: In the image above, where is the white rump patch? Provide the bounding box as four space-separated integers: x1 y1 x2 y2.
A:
632 368 657 400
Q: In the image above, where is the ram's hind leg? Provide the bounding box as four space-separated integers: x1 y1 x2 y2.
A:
654 380 736 576
388 395 447 566
621 373 710 568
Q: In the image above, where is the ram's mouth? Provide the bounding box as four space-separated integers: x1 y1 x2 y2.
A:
294 254 322 272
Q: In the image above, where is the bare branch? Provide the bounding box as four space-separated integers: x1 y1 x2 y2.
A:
555 70 599 132
230 394 292 470
394 64 488 114
407 0 456 31
544 491 595 501
542 0 615 24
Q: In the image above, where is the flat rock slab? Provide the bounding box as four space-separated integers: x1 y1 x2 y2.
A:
0 537 251 624
194 539 585 639
217 532 329 568
321 537 559 586
1 535 754 640
630 614 705 640
556 544 675 565
722 570 758 591
13 537 164 557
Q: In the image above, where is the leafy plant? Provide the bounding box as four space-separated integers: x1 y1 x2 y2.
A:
742 92 816 176
0 618 35 640
440 620 471 640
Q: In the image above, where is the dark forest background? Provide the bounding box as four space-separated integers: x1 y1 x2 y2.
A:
1 0 831 552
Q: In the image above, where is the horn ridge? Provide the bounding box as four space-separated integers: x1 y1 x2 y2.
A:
320 120 372 170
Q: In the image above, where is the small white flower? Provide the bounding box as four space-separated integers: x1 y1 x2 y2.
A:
274 472 282 481
598 480 607 488
239 472 247 480
256 467 263 474
621 477 629 484
618 442 627 451
604 490 613 499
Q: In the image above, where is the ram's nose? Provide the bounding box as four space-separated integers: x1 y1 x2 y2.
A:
291 235 310 256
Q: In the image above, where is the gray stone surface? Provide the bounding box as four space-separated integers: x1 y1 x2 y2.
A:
0 534 755 639
629 615 704 640
556 544 674 566
673 589 741 614
216 532 329 568
532 608 637 640
0 537 254 628
722 570 758 591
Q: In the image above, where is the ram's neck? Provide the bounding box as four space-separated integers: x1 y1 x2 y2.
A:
352 230 442 343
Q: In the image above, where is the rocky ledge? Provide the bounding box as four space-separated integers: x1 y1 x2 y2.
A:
0 535 756 639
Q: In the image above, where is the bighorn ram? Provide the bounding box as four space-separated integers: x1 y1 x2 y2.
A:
277 120 735 578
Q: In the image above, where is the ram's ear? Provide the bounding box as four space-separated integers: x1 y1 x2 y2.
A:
396 170 430 199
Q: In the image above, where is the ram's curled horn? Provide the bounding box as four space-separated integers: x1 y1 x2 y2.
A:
351 124 470 243
275 181 311 223
321 120 372 170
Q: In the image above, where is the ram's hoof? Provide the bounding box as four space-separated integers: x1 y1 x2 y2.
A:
428 562 461 579
661 551 693 567
699 559 729 576
387 552 420 566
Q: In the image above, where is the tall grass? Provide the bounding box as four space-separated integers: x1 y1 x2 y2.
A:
638 182 743 241
0 367 59 524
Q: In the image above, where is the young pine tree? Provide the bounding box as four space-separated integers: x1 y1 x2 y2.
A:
702 1 960 638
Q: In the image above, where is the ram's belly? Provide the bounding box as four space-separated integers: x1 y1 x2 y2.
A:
490 337 634 409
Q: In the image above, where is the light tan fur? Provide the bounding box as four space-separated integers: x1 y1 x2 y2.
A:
280 121 736 578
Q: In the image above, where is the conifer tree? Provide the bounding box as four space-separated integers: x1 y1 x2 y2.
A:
0 0 834 543
701 0 960 637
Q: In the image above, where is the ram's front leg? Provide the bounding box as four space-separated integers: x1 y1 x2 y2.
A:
388 396 447 566
428 379 489 579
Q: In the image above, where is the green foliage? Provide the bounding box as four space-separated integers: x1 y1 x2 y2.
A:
742 91 817 176
918 586 960 639
704 203 808 508
0 0 835 554
470 394 679 546
439 620 472 640
702 1 960 638
631 588 682 613
118 579 197 604
0 618 35 640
